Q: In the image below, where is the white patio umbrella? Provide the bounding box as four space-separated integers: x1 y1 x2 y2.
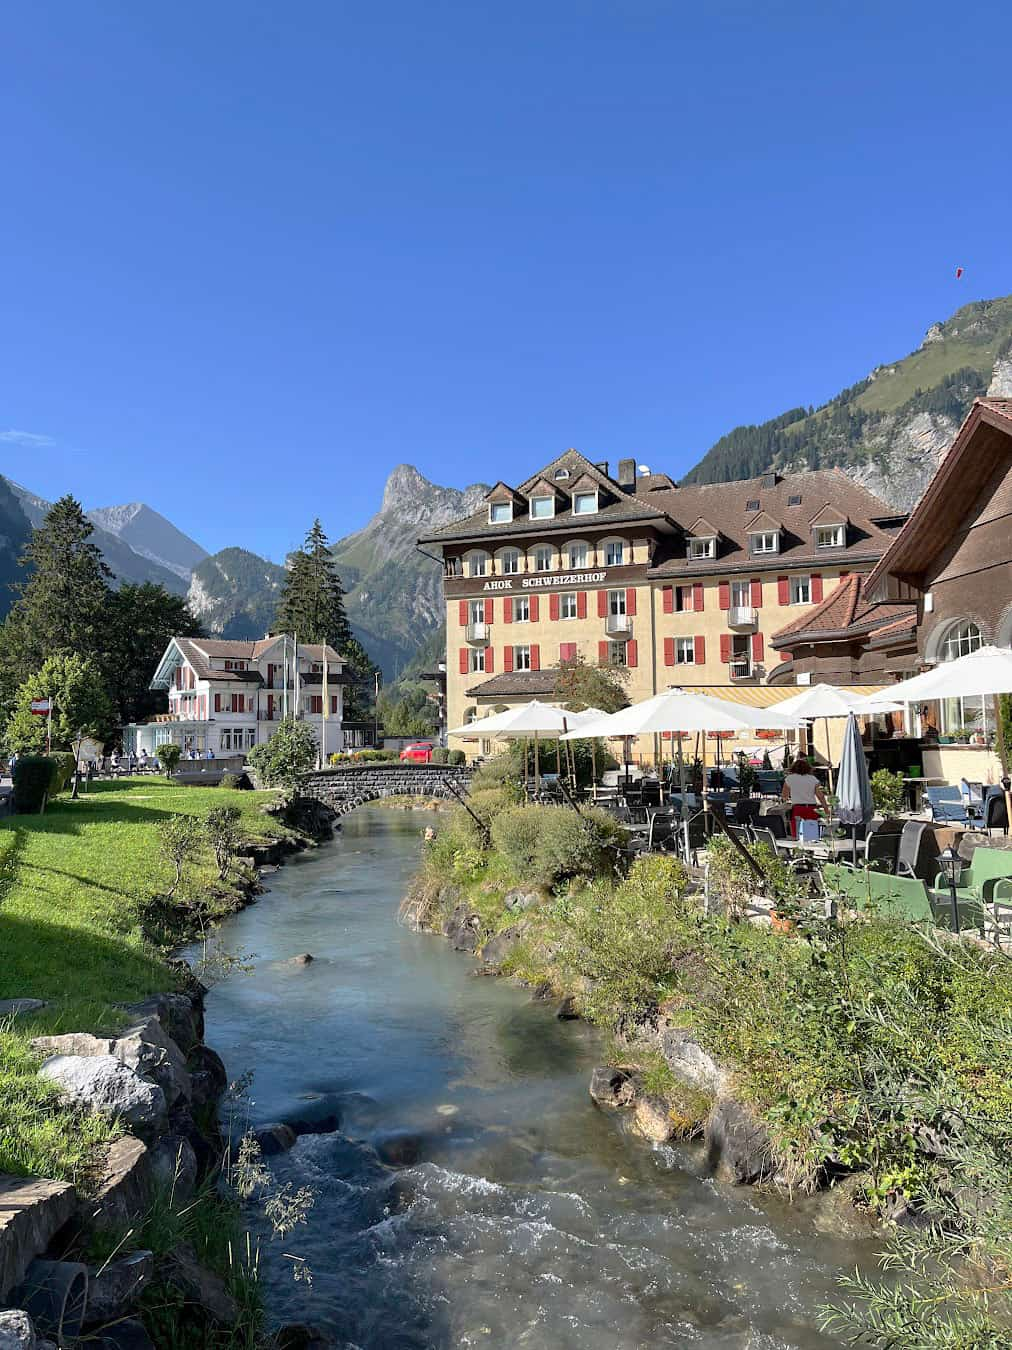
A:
835 712 874 856
773 683 890 791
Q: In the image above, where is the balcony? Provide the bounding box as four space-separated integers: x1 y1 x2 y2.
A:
727 605 758 630
465 622 490 645
729 658 753 681
604 613 633 639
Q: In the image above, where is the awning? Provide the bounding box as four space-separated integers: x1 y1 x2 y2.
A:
673 684 890 709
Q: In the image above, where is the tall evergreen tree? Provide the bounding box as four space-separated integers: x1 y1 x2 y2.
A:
103 582 204 727
275 519 376 717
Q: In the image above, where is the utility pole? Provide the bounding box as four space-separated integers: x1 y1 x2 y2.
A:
374 669 380 749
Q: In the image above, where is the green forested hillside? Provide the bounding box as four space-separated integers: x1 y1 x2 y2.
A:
0 479 33 618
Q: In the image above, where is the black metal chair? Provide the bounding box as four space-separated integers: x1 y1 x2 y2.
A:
985 790 1009 836
734 797 764 829
896 820 932 879
865 822 901 873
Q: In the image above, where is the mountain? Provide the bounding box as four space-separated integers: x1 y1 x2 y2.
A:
2 477 189 596
0 477 33 616
186 547 287 640
683 295 1012 509
88 501 208 582
331 464 489 678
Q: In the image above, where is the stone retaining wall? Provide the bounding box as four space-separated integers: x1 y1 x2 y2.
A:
299 764 473 815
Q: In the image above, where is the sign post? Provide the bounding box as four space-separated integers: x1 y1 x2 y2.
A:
30 698 53 753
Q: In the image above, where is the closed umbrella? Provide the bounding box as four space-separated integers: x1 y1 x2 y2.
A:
835 712 874 858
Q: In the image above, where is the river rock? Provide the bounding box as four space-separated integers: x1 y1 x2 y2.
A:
32 1017 190 1108
254 1123 297 1156
0 1178 77 1302
149 1134 198 1202
120 992 204 1055
373 1130 424 1168
92 1318 155 1350
479 926 523 969
589 1067 635 1109
37 1057 167 1140
555 995 580 1021
164 1244 238 1327
0 1310 35 1349
274 1324 334 1350
288 953 315 966
86 1138 152 1229
705 1098 773 1185
166 1106 220 1180
0 1001 46 1021
84 1251 154 1325
282 1095 342 1138
503 888 540 914
186 1044 227 1110
658 1026 728 1095
633 1096 677 1143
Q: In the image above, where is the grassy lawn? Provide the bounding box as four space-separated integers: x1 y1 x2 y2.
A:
0 777 292 1184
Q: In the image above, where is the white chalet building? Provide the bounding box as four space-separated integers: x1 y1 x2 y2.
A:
122 635 347 760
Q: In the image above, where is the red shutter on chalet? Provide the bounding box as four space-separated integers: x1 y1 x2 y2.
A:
598 640 609 664
503 646 513 673
530 595 539 622
331 696 338 714
577 591 588 619
549 593 560 621
214 693 221 712
626 588 637 617
531 644 540 671
503 598 512 624
459 648 468 674
811 574 823 603
750 578 762 608
459 600 468 626
752 632 764 662
484 598 493 624
662 586 674 614
719 634 731 663
485 647 494 673
267 695 274 718
693 582 704 612
597 590 608 618
718 581 731 611
777 576 790 605
663 637 675 666
560 642 576 662
626 640 638 668
694 635 706 665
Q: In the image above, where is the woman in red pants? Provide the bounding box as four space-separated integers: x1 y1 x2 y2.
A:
781 756 828 838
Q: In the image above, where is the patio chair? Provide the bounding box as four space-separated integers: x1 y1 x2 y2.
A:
925 786 970 825
824 863 981 931
985 789 1009 836
734 797 764 829
865 819 902 873
896 820 933 879
931 847 1012 912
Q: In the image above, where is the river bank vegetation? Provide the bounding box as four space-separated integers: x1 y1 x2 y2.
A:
403 758 1012 1347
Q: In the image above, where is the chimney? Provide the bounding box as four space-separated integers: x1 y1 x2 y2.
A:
594 460 609 477
760 471 779 490
617 458 636 491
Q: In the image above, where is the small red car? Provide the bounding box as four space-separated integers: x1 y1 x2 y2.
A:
400 741 435 764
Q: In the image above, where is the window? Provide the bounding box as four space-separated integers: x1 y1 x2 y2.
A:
446 556 463 577
468 599 485 624
220 728 231 751
489 501 513 524
246 728 257 749
608 641 628 666
534 545 554 572
224 659 248 671
573 491 598 515
500 548 520 574
676 637 695 664
746 499 760 512
530 495 554 519
750 531 779 554
568 542 589 569
560 593 578 620
790 575 811 605
514 645 532 671
469 552 489 577
788 494 802 506
815 525 845 548
309 695 323 714
605 540 624 566
688 536 716 560
554 468 571 480
730 580 750 607
608 589 627 616
468 648 486 673
939 621 985 739
513 596 530 623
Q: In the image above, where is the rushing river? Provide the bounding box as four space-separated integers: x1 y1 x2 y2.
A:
196 807 872 1349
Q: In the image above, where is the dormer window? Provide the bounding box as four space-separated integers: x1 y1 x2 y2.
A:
530 495 555 520
573 491 598 515
489 501 513 524
554 468 571 480
815 524 845 548
746 499 760 512
749 530 780 555
688 536 716 560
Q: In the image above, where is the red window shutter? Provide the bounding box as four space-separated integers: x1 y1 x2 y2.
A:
598 640 609 664
662 586 674 615
485 647 494 673
531 644 540 671
530 596 539 623
750 578 762 608
626 640 638 668
694 635 706 665
777 575 790 605
549 593 560 621
693 582 704 612
577 591 588 619
503 646 513 673
811 573 823 603
626 588 637 617
267 695 273 717
718 580 730 610
331 696 338 714
719 634 731 663
214 693 221 712
597 589 608 618
459 648 468 675
503 598 512 624
484 598 493 624
663 637 675 666
459 600 468 626
560 642 575 662
780 649 792 662
752 632 764 662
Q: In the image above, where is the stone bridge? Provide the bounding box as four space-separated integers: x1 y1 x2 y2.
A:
298 762 474 818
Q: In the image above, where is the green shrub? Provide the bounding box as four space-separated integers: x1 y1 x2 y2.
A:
12 756 58 813
47 751 77 794
246 720 317 787
157 814 205 897
156 744 182 775
430 747 448 764
490 804 627 889
220 772 244 790
205 805 243 879
870 767 905 816
447 749 466 766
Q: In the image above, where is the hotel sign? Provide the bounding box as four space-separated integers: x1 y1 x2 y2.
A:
444 562 644 598
480 569 607 592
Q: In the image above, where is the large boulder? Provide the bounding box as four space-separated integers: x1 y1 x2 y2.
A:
163 1244 238 1328
705 1098 774 1185
186 1045 227 1111
0 1178 76 1302
149 1135 198 1202
502 888 541 914
37 1057 167 1141
479 926 524 969
658 1026 729 1095
588 1067 635 1109
120 992 204 1055
633 1096 677 1143
253 1124 297 1157
32 1018 190 1109
0 1310 35 1349
84 1251 154 1326
86 1138 152 1229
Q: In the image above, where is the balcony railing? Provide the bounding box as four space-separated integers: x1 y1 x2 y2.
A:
465 622 490 645
729 658 753 681
605 613 633 639
727 605 758 630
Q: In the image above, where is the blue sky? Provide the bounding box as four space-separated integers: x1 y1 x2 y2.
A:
3 1 1011 561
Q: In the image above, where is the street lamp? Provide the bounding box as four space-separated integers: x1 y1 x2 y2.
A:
937 846 963 935
71 731 87 800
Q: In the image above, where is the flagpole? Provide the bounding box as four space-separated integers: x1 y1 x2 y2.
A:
294 634 300 718
321 649 329 768
282 634 289 720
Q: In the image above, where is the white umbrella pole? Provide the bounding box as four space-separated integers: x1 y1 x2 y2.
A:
825 717 834 794
535 730 540 796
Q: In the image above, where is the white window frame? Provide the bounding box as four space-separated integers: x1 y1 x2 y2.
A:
468 551 490 577
790 575 811 605
513 644 532 671
246 727 257 749
750 531 779 554
815 524 845 548
688 536 716 560
730 579 750 607
468 648 486 673
567 542 589 569
608 641 628 666
489 501 513 524
604 539 625 566
499 548 520 574
468 599 485 623
675 637 695 665
939 621 985 737
530 495 555 520
608 589 627 616
533 545 554 572
560 592 578 620
573 491 599 515
513 596 530 623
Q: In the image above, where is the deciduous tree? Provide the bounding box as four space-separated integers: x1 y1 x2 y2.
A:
4 653 113 755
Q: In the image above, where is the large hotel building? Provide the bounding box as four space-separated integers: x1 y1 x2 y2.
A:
418 448 908 759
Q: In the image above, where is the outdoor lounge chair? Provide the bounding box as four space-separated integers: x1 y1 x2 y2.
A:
823 863 982 931
985 790 1009 835
895 820 933 879
925 786 970 825
930 847 1012 912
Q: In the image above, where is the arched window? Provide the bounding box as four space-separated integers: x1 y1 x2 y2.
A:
467 550 491 578
531 544 555 573
601 537 626 566
497 547 521 575
565 540 591 570
463 706 479 725
939 620 985 739
942 620 983 662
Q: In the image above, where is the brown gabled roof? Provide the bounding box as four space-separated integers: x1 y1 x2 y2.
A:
687 515 720 537
769 574 916 649
465 668 562 699
744 510 782 533
865 397 1012 594
175 636 342 681
808 502 849 527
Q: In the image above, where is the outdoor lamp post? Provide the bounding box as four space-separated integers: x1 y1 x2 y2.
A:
71 731 86 800
937 846 962 935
